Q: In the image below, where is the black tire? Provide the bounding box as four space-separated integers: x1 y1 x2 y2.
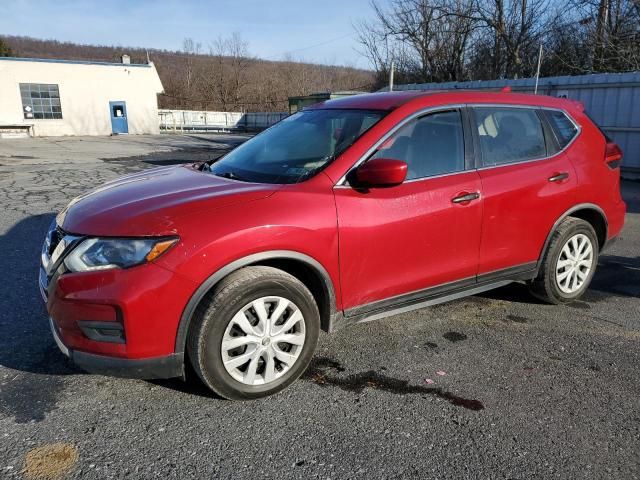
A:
529 217 599 304
187 266 320 400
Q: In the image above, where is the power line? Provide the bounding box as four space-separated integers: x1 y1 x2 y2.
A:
148 32 357 65
274 33 355 58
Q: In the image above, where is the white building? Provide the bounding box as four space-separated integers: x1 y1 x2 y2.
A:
0 57 164 137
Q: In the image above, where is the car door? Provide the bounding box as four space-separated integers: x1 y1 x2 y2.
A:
471 106 578 277
333 108 483 313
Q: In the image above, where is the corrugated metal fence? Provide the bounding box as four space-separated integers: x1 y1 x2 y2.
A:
158 110 288 133
393 72 640 173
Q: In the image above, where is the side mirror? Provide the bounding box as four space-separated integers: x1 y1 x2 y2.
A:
354 158 408 188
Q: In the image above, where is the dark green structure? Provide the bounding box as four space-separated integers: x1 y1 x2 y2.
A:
288 91 365 114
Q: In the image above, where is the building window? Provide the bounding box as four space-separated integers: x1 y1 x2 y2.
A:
20 83 63 120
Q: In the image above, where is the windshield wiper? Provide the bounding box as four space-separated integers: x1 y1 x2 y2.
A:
214 171 248 182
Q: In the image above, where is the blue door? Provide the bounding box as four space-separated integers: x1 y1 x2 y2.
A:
109 101 129 134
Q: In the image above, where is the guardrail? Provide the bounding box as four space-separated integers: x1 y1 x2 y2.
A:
159 110 288 133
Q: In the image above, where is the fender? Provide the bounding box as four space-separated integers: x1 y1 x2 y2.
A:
536 202 608 269
174 250 338 356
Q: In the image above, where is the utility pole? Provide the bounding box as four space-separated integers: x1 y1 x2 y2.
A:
534 44 543 95
389 60 395 92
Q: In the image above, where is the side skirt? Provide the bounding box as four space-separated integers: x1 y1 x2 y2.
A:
333 262 537 330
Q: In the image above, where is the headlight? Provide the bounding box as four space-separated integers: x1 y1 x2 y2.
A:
64 237 178 272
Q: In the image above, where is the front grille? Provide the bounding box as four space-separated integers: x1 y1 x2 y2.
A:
40 221 71 299
46 225 64 257
38 267 48 301
40 220 84 303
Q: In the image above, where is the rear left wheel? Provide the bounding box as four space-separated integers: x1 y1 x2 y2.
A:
555 233 595 295
529 217 599 304
187 266 320 400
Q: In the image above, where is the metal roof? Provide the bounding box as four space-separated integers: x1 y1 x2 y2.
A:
0 56 152 68
389 71 640 92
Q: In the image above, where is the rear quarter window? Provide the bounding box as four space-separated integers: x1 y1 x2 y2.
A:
544 110 579 148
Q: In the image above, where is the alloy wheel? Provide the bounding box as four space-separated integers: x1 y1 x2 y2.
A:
220 296 306 386
555 233 594 294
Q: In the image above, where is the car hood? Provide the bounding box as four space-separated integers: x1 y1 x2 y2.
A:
59 165 278 236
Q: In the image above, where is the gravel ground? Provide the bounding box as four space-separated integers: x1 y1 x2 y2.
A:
0 134 638 479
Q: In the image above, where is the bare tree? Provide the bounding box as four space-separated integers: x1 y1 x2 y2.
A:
355 0 479 85
208 33 251 110
354 18 396 87
574 0 640 71
463 0 556 79
182 37 202 103
0 38 12 57
355 0 639 83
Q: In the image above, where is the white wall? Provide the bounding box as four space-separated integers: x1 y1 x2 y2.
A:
158 110 289 131
0 59 164 136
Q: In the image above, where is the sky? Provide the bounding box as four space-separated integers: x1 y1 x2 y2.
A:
0 0 378 67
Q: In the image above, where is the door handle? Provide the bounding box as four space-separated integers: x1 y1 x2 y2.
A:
548 172 569 183
451 192 480 204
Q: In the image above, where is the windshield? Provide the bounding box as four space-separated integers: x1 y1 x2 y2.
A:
209 109 385 184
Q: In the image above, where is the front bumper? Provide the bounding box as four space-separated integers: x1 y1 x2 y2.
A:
40 220 195 378
49 317 183 379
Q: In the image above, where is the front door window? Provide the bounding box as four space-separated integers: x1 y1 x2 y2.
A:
370 110 465 180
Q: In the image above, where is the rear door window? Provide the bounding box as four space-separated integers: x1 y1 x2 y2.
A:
544 110 578 148
473 107 547 167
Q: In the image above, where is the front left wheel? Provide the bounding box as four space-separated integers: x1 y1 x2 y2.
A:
187 266 320 400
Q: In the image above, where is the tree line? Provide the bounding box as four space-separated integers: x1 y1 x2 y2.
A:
164 34 373 112
1 35 374 112
355 0 640 88
0 38 12 57
3 0 638 113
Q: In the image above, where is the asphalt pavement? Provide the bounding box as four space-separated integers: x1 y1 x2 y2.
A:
0 134 638 479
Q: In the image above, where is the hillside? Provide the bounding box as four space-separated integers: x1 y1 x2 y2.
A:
1 35 375 112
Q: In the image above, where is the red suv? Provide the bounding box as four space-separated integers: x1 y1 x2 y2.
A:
40 91 626 399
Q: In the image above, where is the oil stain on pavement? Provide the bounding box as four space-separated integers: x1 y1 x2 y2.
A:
304 357 484 411
443 331 468 342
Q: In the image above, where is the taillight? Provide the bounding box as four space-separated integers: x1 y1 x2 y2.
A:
605 142 623 169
